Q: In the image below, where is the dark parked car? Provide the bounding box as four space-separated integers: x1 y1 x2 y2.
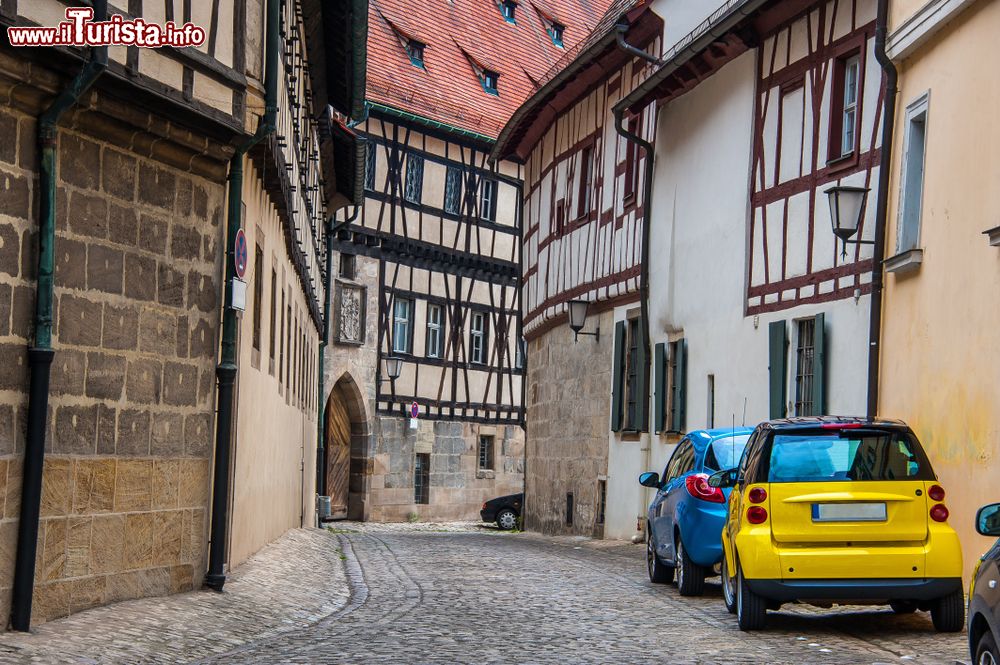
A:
481 493 522 530
969 503 1000 665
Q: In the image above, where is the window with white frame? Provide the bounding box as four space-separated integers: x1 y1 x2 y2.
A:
470 311 487 364
840 55 860 156
897 93 929 254
480 179 497 221
404 153 424 203
426 303 444 358
392 298 413 354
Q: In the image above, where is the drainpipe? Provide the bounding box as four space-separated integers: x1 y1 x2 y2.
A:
614 20 661 537
866 0 897 420
205 0 279 592
316 205 360 499
10 0 109 632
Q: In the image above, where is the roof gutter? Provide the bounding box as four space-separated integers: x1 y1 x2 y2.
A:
11 0 109 633
866 0 897 419
368 101 496 145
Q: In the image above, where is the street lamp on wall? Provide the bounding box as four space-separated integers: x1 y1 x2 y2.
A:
567 299 600 343
378 356 402 384
825 185 873 258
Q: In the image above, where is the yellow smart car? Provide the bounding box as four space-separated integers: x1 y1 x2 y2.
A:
710 417 964 631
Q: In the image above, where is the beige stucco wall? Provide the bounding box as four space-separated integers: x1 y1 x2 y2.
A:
227 159 320 569
880 0 1000 580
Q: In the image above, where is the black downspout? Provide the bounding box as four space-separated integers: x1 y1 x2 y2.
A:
10 0 109 632
867 0 897 420
205 0 280 592
614 22 661 433
317 205 360 498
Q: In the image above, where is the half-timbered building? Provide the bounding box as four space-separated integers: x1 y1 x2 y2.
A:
321 0 610 522
614 0 884 536
0 0 362 626
493 0 664 538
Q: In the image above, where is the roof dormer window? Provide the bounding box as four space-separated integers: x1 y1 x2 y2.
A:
500 0 516 23
406 39 425 68
549 22 564 47
482 70 499 95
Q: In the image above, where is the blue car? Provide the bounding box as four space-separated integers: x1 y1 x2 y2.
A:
639 428 753 596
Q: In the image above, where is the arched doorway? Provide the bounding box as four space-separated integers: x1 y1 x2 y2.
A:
324 374 369 520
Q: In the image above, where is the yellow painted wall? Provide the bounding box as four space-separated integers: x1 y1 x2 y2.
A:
881 0 1000 581
228 158 319 568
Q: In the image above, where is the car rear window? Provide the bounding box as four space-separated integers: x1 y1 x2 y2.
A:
766 430 935 483
704 435 751 472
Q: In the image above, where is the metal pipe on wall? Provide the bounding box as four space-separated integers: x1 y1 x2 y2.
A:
10 0 109 631
866 0 898 420
205 0 280 592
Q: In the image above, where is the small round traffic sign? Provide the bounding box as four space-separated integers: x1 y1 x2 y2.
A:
234 229 248 279
410 402 419 418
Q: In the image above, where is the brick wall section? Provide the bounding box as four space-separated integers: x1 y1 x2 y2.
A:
0 103 225 624
524 311 614 536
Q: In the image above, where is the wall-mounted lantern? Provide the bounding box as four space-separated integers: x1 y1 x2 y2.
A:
825 185 873 257
567 299 600 342
379 356 402 384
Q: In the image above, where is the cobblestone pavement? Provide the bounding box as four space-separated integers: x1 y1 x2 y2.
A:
0 523 971 664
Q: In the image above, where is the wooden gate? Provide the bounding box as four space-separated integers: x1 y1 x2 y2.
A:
325 390 351 519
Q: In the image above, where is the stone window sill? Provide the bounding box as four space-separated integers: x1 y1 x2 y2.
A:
885 248 923 274
476 469 495 480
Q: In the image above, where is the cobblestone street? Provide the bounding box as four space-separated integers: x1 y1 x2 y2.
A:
0 524 969 664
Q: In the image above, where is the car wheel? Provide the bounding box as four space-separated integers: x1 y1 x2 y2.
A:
675 537 706 597
736 560 767 631
647 536 674 584
889 600 917 614
976 631 1000 665
496 508 518 530
721 555 737 614
930 589 964 632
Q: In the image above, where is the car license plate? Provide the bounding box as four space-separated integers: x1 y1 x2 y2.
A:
811 502 887 522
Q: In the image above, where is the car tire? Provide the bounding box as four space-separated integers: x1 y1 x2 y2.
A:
930 589 964 632
647 535 674 584
496 508 518 531
736 560 767 631
721 555 737 615
675 537 706 597
889 600 917 614
976 631 1000 665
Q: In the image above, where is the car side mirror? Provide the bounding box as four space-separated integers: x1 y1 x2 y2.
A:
976 503 1000 537
708 468 737 489
639 472 661 488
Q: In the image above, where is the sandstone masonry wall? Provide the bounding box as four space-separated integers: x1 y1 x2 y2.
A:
0 101 224 623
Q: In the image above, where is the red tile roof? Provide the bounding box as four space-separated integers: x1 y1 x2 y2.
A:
365 0 615 139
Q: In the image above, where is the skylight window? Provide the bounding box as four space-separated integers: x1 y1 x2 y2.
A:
500 0 517 23
406 39 425 68
482 70 499 95
549 22 564 47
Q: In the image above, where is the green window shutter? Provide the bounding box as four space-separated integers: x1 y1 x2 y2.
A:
653 342 666 433
611 320 626 432
636 320 649 432
814 312 826 415
670 339 687 432
768 320 787 419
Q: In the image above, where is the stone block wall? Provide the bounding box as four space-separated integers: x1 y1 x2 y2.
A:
0 102 224 623
366 418 524 522
524 311 614 537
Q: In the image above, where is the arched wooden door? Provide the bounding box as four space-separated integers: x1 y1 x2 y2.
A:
325 389 351 519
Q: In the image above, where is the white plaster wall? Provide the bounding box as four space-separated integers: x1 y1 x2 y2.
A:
650 0 727 51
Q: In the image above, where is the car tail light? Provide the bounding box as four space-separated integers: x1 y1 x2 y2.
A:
748 487 767 504
930 504 949 522
685 474 725 503
482 502 487 510
747 506 768 524
928 485 945 501
821 423 864 429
